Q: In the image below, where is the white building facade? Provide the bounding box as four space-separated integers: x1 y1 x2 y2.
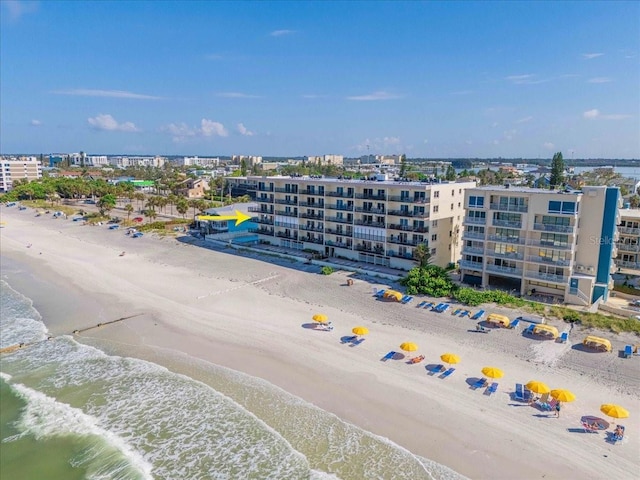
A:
0 157 43 192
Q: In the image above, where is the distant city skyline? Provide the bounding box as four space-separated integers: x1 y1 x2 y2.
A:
1 1 638 158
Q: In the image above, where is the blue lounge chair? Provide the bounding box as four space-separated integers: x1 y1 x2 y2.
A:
374 289 385 298
350 338 365 347
559 331 569 343
524 324 535 335
432 303 444 311
440 304 450 312
452 309 462 316
459 310 470 318
428 364 444 375
416 301 427 308
424 302 435 309
508 318 520 329
611 425 625 443
623 345 632 358
382 351 396 361
514 383 525 401
401 295 414 304
440 367 456 379
486 382 499 395
472 378 488 389
342 335 357 344
471 310 485 320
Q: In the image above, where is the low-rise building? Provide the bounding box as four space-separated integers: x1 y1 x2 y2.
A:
177 178 209 198
616 207 640 273
0 156 43 192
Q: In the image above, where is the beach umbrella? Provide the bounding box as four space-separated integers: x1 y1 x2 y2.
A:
481 366 504 379
600 404 629 420
550 389 576 403
440 353 460 365
400 342 419 353
312 314 328 323
525 380 550 395
352 326 369 336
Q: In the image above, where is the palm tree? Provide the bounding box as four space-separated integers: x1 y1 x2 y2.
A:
125 203 134 222
413 243 432 271
176 199 189 219
146 208 157 223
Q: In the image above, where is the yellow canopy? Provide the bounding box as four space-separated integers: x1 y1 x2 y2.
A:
525 380 550 394
400 342 419 352
533 324 559 339
352 326 369 336
383 290 403 301
440 353 460 365
486 314 510 327
583 336 612 352
600 404 629 419
550 389 576 403
481 366 504 379
312 314 328 323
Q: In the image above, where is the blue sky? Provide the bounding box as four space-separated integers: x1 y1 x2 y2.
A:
1 1 638 158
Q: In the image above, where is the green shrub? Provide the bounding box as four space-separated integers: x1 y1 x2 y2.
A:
321 266 334 275
613 284 640 296
400 266 457 297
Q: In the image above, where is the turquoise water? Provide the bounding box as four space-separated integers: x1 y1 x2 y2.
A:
0 280 466 480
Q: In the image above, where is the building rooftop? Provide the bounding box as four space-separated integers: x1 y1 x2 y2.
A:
246 175 474 188
471 185 586 195
619 208 640 219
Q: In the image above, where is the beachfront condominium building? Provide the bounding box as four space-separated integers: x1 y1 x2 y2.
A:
0 157 43 192
247 175 476 270
615 207 640 274
459 185 621 306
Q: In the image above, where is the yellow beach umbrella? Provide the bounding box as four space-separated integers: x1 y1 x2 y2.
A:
400 342 419 353
352 326 369 336
550 389 576 403
440 353 460 365
525 380 550 395
481 366 504 379
312 314 328 323
600 404 629 419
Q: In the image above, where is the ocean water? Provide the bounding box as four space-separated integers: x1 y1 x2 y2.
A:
0 280 467 480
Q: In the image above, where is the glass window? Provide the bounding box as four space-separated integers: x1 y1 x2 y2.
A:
548 201 562 213
562 201 576 213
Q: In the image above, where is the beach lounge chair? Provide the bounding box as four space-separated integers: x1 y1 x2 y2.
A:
581 421 600 433
612 425 625 443
342 335 357 344
416 301 427 308
374 289 385 298
524 324 535 335
623 345 633 358
452 309 462 316
440 367 456 379
459 310 470 318
472 378 488 389
424 302 435 309
508 318 520 329
440 304 450 312
408 355 425 364
432 303 444 311
559 331 569 343
514 383 525 401
486 382 499 395
428 364 444 375
382 351 397 361
471 309 485 320
350 338 365 346
401 295 414 304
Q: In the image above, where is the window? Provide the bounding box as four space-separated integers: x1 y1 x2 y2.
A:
434 191 440 198
458 202 461 208
469 195 485 207
459 189 462 194
549 200 576 214
452 189 455 196
431 234 438 241
432 220 438 227
431 248 437 255
451 203 454 210
434 205 439 213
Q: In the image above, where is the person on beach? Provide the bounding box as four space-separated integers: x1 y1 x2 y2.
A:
555 402 561 418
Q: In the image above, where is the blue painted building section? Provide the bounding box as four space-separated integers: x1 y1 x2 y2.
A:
592 187 620 303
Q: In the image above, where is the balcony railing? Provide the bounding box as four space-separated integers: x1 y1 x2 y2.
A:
249 227 274 236
387 210 427 217
252 217 274 225
617 260 640 269
299 190 323 196
485 264 523 276
354 220 386 228
486 234 525 244
255 196 274 203
248 206 273 214
533 223 574 233
387 237 422 246
274 187 298 193
256 185 274 192
388 223 429 233
275 210 298 217
459 260 484 270
325 228 352 235
303 237 324 245
354 193 386 200
326 216 353 224
354 233 386 242
325 191 352 198
464 217 486 224
492 219 522 229
355 244 386 254
526 239 572 250
618 226 640 235
616 243 640 252
526 255 570 266
298 201 323 208
276 232 298 239
274 198 298 205
485 251 524 261
325 204 353 211
525 271 566 283
461 246 484 255
387 195 429 204
489 203 528 213
298 224 324 232
462 231 485 240
325 240 351 248
300 212 324 220
355 207 386 214
388 250 415 259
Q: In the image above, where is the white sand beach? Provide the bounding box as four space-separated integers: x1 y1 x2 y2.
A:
1 206 639 480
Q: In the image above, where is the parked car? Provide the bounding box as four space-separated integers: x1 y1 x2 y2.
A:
629 300 640 307
132 217 144 223
132 232 144 238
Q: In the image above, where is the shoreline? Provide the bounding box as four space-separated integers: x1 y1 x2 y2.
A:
1 207 638 479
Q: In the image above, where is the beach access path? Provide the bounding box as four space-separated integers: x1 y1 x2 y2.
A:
1 206 638 480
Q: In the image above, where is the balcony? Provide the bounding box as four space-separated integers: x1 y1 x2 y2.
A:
533 223 574 233
461 246 484 255
388 250 415 259
325 204 353 211
355 207 386 214
255 196 274 203
355 244 386 255
617 260 640 270
617 242 640 253
299 201 324 208
300 189 324 196
464 216 486 225
274 187 298 194
299 224 324 232
256 185 274 192
252 217 274 225
526 239 572 250
492 219 522 229
303 237 324 245
525 271 566 283
354 220 386 228
388 195 429 204
300 212 324 220
325 240 351 249
249 227 274 236
462 230 485 240
275 210 298 217
487 234 525 245
387 236 422 246
325 227 352 236
490 203 528 213
355 193 386 200
354 232 386 242
388 223 429 233
276 232 298 239
527 255 571 267
325 190 352 198
618 226 640 235
387 210 428 218
485 251 524 261
248 206 273 214
326 216 353 224
274 198 298 205
459 260 483 270
485 264 523 276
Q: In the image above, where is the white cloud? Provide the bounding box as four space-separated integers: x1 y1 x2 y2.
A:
587 77 612 83
216 92 261 99
30 119 42 126
582 53 604 59
161 119 228 142
515 116 533 124
582 109 630 120
237 123 254 136
53 89 162 100
88 114 139 132
506 74 534 84
543 142 555 150
346 91 402 101
270 29 295 37
583 109 600 119
2 0 38 21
